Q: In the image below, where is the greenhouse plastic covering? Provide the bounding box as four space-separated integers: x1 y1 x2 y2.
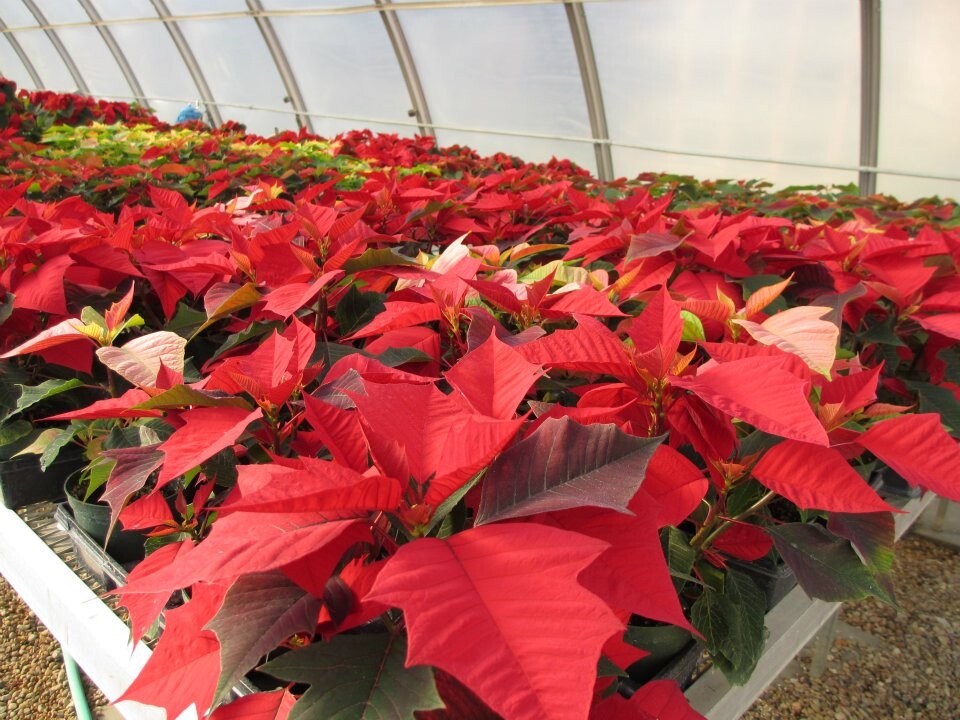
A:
1 0 958 201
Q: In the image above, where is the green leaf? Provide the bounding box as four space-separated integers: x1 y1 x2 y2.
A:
8 378 83 421
680 310 706 342
768 523 894 604
691 568 766 685
716 570 766 677
424 469 484 537
260 633 443 720
206 572 322 706
341 248 418 274
80 305 108 332
597 655 627 679
83 455 114 501
0 419 33 451
165 302 209 338
737 429 782 459
209 320 284 362
725 479 767 518
826 512 895 576
314 342 432 373
334 285 386 338
133 385 253 411
906 380 960 437
857 315 905 347
662 526 697 591
40 426 79 470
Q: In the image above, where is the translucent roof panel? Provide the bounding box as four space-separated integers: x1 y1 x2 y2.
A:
4 28 74 90
170 16 297 135
588 0 860 188
87 0 199 124
88 0 154 21
397 4 597 174
877 0 960 201
45 26 133 101
1 0 959 200
266 4 419 137
0 32 32 87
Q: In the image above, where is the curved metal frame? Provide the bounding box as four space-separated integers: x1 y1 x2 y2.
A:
149 0 223 126
0 1 953 191
374 0 434 137
564 0 613 181
859 0 881 196
75 0 147 108
246 0 312 132
20 0 89 94
0 11 43 89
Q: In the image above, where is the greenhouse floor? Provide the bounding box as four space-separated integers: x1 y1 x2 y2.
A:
0 535 956 720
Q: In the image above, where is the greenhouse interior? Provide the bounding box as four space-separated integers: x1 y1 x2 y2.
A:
0 1 958 719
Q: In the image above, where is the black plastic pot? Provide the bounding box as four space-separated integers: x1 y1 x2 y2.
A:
869 465 921 499
620 623 703 697
0 449 84 509
728 557 797 611
65 489 147 566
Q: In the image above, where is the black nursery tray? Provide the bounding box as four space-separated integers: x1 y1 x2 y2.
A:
0 452 81 509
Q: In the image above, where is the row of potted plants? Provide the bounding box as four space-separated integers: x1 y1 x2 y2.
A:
1 81 959 720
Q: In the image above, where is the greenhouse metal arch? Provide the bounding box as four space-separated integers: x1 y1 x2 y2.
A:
1 0 958 200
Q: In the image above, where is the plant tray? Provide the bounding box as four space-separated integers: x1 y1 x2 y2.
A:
0 452 82 509
54 503 132 591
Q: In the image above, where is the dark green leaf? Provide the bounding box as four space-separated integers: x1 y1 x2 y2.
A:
857 316 905 347
691 569 766 685
0 419 34 451
165 302 213 338
209 320 284 362
826 512 894 575
737 430 781 460
206 572 322 706
768 523 894 604
597 655 628 679
314 342 432 373
725 479 767 518
333 285 386 338
906 380 960 437
260 633 443 720
200 446 239 486
425 469 484 537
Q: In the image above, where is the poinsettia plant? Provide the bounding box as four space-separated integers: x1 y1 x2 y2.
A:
2 82 960 720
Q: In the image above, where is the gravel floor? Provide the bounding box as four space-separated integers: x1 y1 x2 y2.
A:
743 534 960 720
0 574 106 719
0 533 956 719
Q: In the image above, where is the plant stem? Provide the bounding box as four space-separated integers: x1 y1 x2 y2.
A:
694 489 778 552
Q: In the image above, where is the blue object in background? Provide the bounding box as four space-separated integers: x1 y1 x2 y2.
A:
175 104 203 123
